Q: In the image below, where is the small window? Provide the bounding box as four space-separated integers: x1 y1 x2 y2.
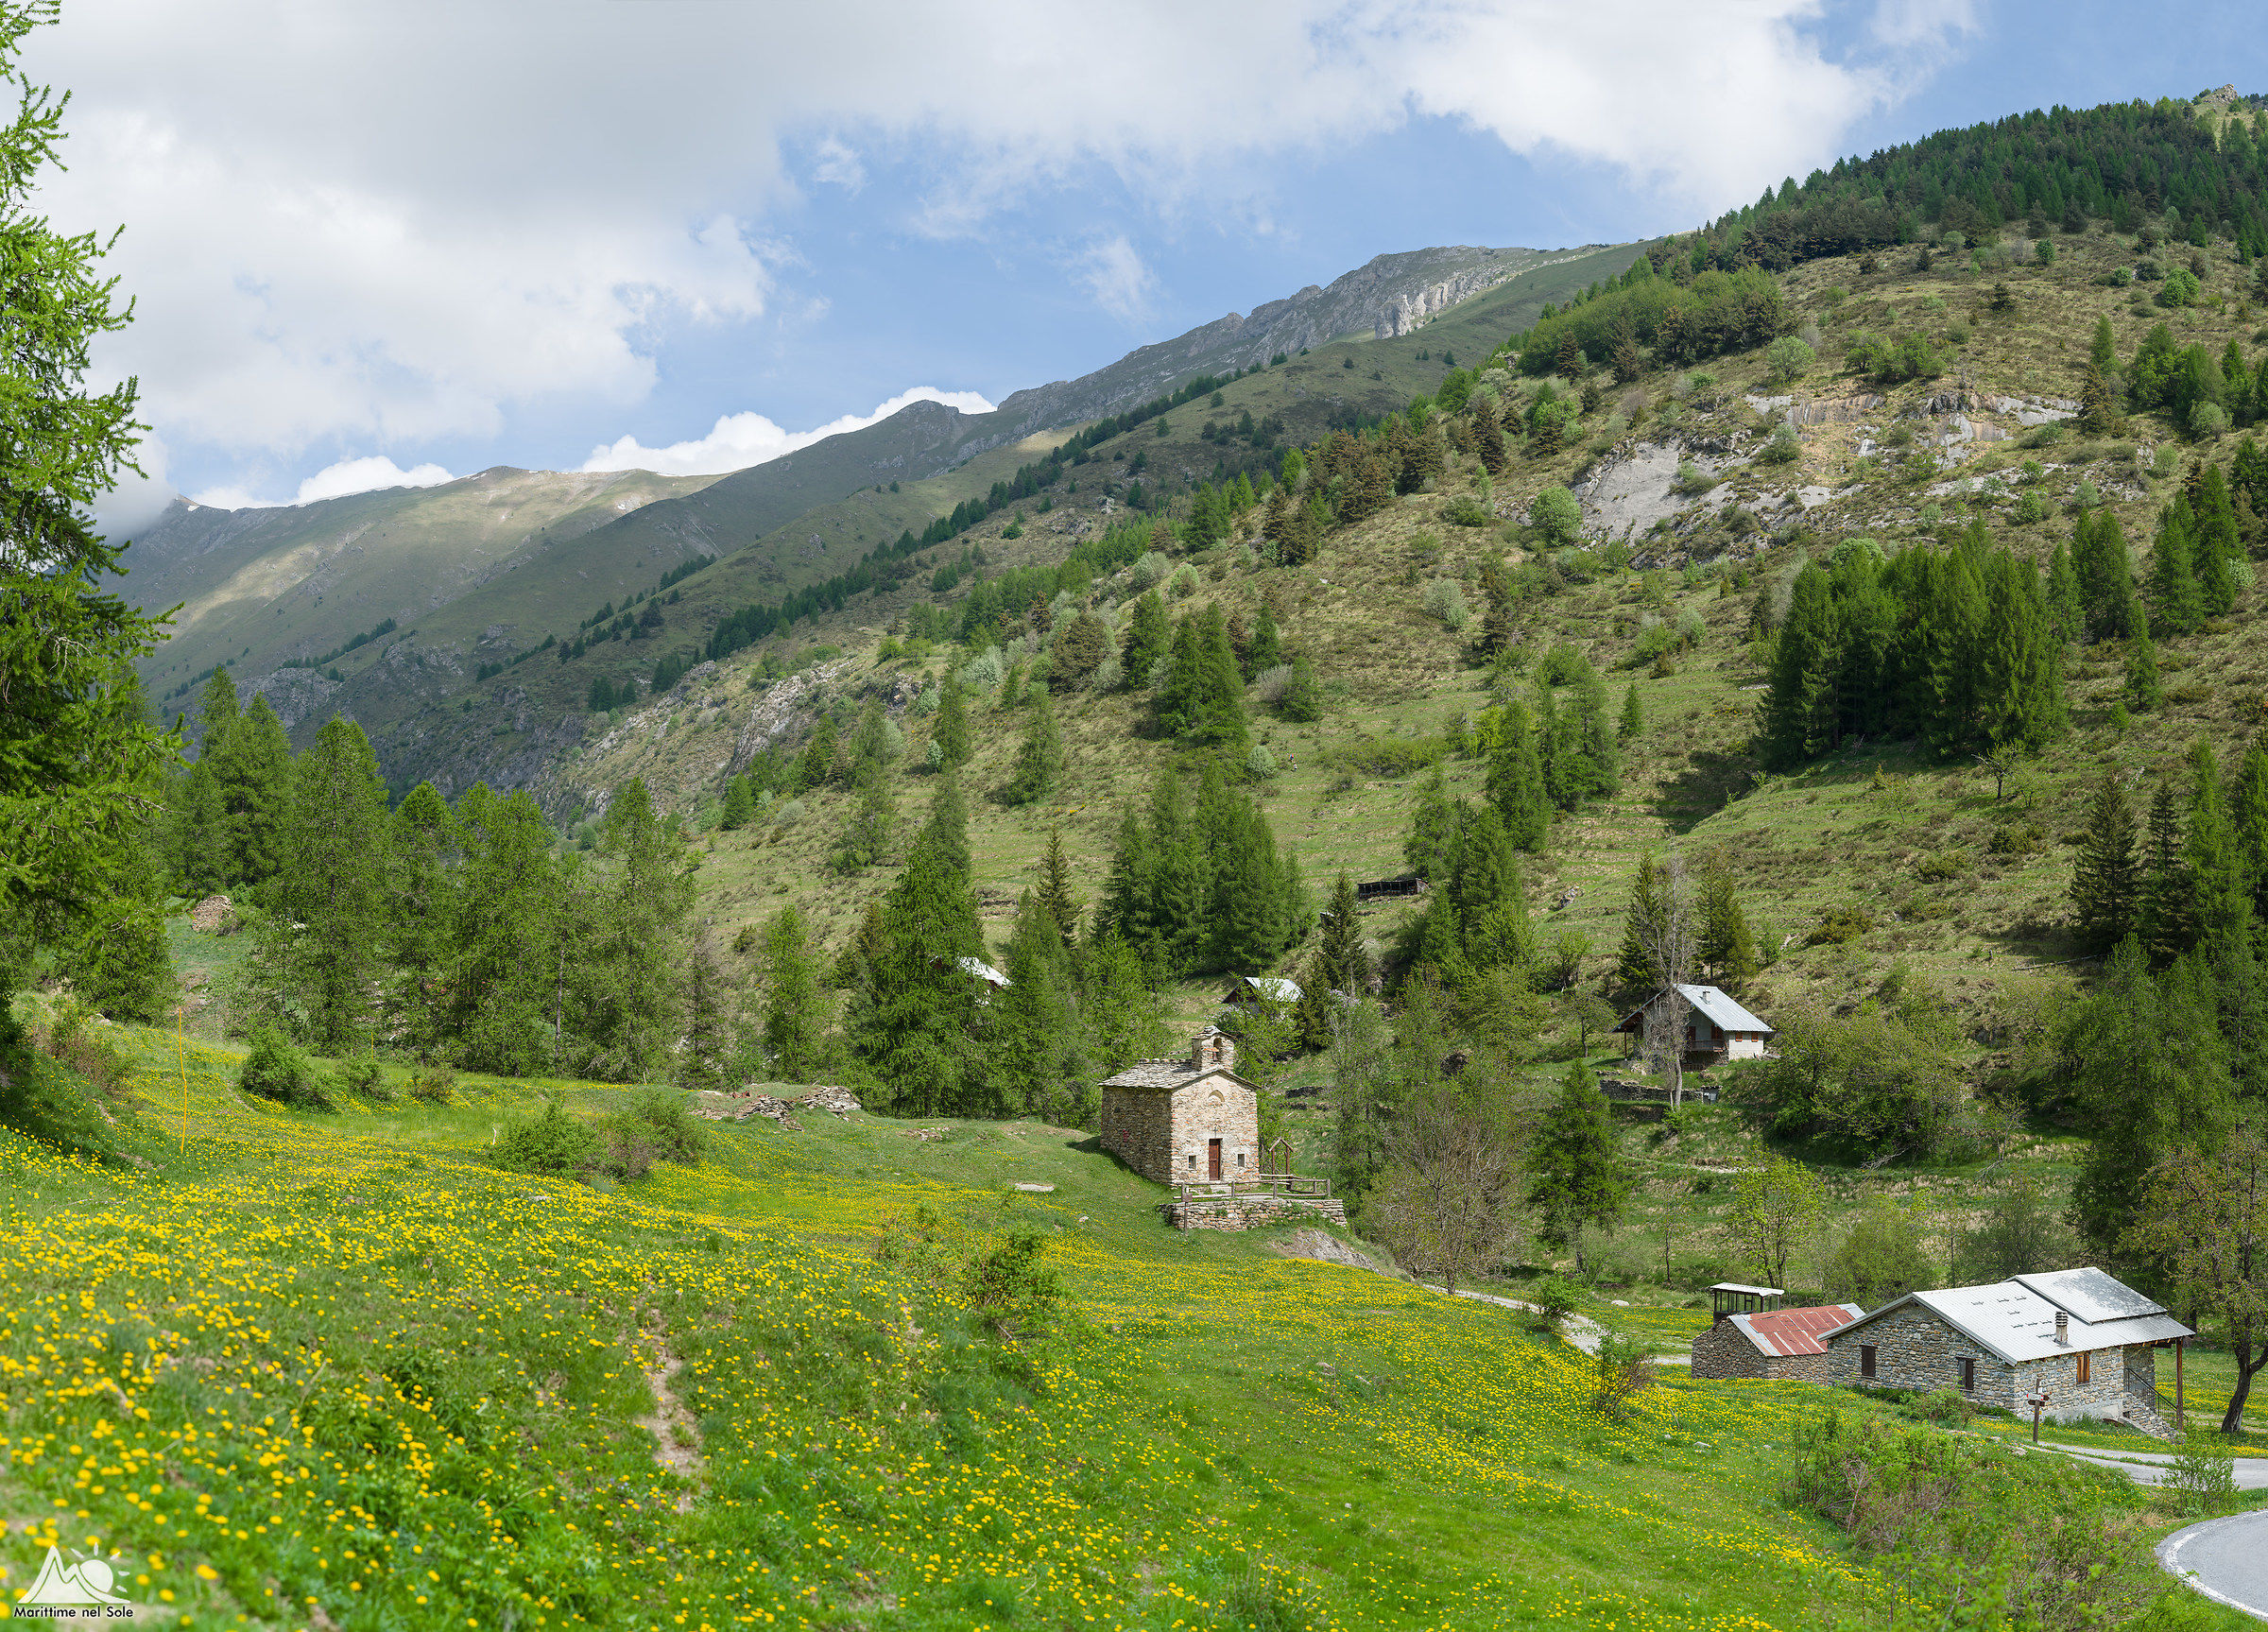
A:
1235 1152 1245 1168
1187 1154 1196 1169
1959 1357 1976 1394
2075 1351 2090 1385
1859 1344 1877 1380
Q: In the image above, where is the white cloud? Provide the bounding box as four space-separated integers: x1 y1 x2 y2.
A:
23 0 1974 488
1074 235 1158 321
190 455 458 512
94 431 177 541
810 136 867 193
582 386 998 478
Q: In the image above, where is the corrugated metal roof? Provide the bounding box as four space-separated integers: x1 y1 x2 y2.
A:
1674 984 1774 1034
1731 1303 1865 1357
1710 1281 1784 1297
2015 1267 2166 1324
1834 1269 2193 1365
1615 984 1775 1036
1233 976 1302 1002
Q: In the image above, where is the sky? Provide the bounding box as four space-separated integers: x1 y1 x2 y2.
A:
26 0 2268 536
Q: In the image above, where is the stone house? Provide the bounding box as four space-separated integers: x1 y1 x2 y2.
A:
1690 1281 1864 1382
1821 1267 2191 1432
1615 984 1774 1064
1099 1027 1260 1185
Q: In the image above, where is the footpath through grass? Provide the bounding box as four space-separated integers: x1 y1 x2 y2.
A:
0 1023 2235 1631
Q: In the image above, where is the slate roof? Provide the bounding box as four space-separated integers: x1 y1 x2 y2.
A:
1098 1060 1259 1094
1730 1303 1865 1358
1831 1268 2192 1366
1616 984 1774 1035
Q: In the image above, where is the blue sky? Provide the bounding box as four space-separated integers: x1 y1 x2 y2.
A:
27 0 2268 532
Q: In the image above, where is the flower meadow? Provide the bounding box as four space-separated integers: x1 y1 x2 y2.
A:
0 1036 1875 1631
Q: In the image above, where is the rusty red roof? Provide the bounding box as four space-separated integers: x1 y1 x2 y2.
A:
1730 1303 1864 1357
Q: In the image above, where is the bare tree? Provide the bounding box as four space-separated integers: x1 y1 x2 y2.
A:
1371 1082 1521 1295
1631 852 1696 1105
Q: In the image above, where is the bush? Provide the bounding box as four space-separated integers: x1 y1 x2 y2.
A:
1806 904 1875 945
1244 743 1277 781
1764 335 1815 384
960 1228 1062 1343
2190 401 2230 439
1438 494 1491 527
1524 1273 1584 1329
1422 578 1470 629
238 1026 336 1111
344 1057 396 1104
495 1098 603 1175
2166 1431 2237 1516
1591 1333 1658 1422
1126 551 1171 591
407 1066 456 1106
606 1088 709 1169
1529 486 1583 547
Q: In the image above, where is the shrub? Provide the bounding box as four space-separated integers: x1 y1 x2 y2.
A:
2190 401 2230 439
407 1066 456 1106
344 1057 396 1104
2014 490 2045 523
1438 494 1491 527
960 1228 1062 1343
1523 1273 1583 1329
1126 551 1171 591
1422 578 1470 629
1591 1333 1658 1422
495 1097 602 1176
1529 486 1583 547
238 1027 336 1111
1244 743 1278 781
2166 1431 2237 1516
1249 663 1294 705
1165 564 1200 600
1764 335 1814 384
1806 904 1875 945
1754 425 1800 466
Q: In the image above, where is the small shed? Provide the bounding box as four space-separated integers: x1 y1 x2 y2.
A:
1356 875 1424 902
1224 976 1301 1006
1099 1027 1260 1185
1691 1285 1864 1382
1821 1267 2191 1431
1616 984 1774 1062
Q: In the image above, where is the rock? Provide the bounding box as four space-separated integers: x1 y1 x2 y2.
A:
1552 887 1580 911
908 1127 948 1142
793 1084 861 1117
188 894 234 934
1012 1182 1057 1194
1269 1228 1387 1275
1611 1298 1632 1308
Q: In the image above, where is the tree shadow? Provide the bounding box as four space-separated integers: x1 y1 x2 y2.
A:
1649 746 1759 834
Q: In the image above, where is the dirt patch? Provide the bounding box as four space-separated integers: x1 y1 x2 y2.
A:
1577 440 1735 540
187 894 233 933
1267 1228 1390 1275
635 1314 704 1510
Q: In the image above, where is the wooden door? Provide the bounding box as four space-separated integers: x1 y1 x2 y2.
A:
1207 1139 1222 1179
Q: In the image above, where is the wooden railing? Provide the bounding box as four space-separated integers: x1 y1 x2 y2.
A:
1175 1174 1332 1203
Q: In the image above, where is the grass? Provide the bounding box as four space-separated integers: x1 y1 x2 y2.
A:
13 1018 2259 1630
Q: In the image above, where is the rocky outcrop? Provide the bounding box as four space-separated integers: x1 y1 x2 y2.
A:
248 667 344 730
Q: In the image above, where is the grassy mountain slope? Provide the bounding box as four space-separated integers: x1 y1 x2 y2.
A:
368 242 1645 797
1 1011 2228 1629
553 196 2267 1106
131 466 720 709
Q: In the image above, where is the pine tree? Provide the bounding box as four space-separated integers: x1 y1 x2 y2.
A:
1203 775 1290 975
2229 730 2268 926
1035 827 1082 944
2071 508 2136 641
2195 465 2241 616
1403 771 1460 884
833 774 895 870
799 715 839 792
2139 782 2195 969
1003 686 1064 806
994 890 1078 1120
2149 498 2204 634
720 774 754 831
1614 852 1668 996
2070 773 2140 953
2044 539 2082 644
1976 550 2065 756
1187 604 1249 749
2126 627 2163 712
677 929 732 1092
1469 392 1508 472
1571 668 1620 799
760 904 828 1081
2078 360 2125 434
1484 698 1550 851
211 694 295 886
387 780 457 1057
846 775 985 1115
1246 601 1282 679
1279 653 1322 723
1696 865 1759 993
934 675 971 768
1618 682 1643 742
1317 872 1372 994
448 788 559 1076
1451 804 1530 973
1759 561 1837 768
2090 313 2119 377
2183 739 2249 946
1524 1059 1634 1270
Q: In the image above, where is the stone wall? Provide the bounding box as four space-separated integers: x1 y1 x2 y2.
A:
1160 1194 1349 1231
1102 1072 1259 1185
1690 1319 1839 1383
1824 1305 2158 1422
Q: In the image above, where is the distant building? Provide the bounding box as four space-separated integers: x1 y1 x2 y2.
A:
1821 1267 2191 1433
1690 1282 1864 1382
1099 1027 1258 1185
1223 975 1301 1006
929 954 1011 999
1615 984 1774 1063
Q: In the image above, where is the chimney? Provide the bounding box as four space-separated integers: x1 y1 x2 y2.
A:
2054 1311 2069 1347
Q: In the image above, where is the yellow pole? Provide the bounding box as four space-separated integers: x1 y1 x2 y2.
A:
176 1005 188 1156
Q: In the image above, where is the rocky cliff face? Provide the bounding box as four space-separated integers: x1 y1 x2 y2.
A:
990 245 1582 436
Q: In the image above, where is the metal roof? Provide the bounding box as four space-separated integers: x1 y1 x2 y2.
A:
2015 1267 2166 1324
1832 1269 2192 1366
954 956 1012 988
1232 976 1302 1002
1710 1282 1784 1297
1731 1303 1865 1358
1616 984 1775 1035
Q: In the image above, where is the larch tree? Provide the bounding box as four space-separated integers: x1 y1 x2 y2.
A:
2070 773 2139 953
274 716 393 1053
1523 1059 1632 1275
760 903 828 1082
